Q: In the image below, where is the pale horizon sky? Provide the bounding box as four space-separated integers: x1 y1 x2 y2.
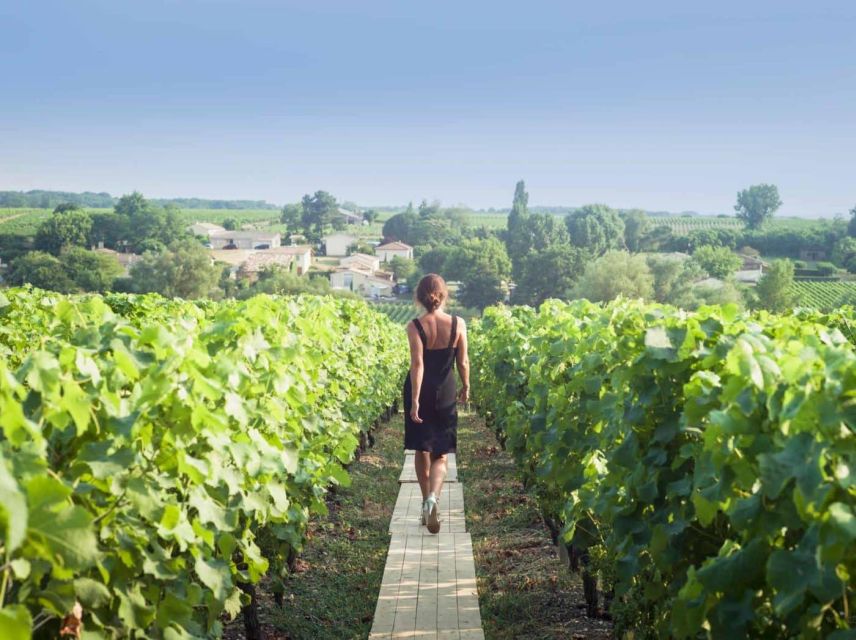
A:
2 1 855 216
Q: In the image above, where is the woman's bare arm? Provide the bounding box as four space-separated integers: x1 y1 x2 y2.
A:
407 322 424 423
455 319 470 402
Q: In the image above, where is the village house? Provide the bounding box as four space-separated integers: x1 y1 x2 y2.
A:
324 233 358 257
330 265 395 297
92 242 142 275
209 246 312 281
209 230 281 250
339 252 381 272
375 241 413 262
189 222 226 237
337 208 364 225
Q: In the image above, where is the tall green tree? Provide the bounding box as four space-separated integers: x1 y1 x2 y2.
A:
565 204 625 256
735 184 782 229
571 250 654 302
505 180 532 279
691 245 742 278
441 237 511 310
513 244 582 306
60 247 124 292
621 209 649 252
280 203 303 229
7 251 76 292
34 208 93 255
301 191 339 235
754 259 795 312
129 240 221 299
849 204 856 238
114 192 186 251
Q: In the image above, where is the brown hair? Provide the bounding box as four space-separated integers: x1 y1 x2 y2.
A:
415 273 448 312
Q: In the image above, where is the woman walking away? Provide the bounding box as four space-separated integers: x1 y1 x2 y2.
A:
403 274 469 534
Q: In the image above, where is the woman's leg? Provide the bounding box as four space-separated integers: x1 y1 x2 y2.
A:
428 453 447 498
414 450 431 500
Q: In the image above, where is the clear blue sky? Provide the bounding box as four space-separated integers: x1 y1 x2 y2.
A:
2 1 855 215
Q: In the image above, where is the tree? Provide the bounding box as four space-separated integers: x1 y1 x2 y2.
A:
34 208 93 255
440 237 511 310
363 209 379 224
458 269 505 310
571 250 654 302
691 245 742 278
513 245 582 306
113 192 186 251
301 191 339 235
849 204 856 238
389 256 417 282
238 265 334 298
647 254 746 310
60 247 124 292
129 240 221 299
621 209 649 252
832 237 856 273
418 199 441 218
506 180 531 278
7 251 76 292
53 202 83 214
565 204 625 256
754 259 795 312
280 203 303 229
382 211 418 243
735 184 782 229
222 218 238 231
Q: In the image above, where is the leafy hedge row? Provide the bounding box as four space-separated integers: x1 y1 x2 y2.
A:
471 299 855 639
0 289 407 639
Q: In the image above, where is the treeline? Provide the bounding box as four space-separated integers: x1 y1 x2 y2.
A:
0 189 277 210
3 192 340 300
378 181 856 313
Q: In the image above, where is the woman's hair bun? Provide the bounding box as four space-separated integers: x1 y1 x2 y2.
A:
416 274 448 311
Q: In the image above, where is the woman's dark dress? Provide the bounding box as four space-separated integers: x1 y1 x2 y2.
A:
403 316 458 454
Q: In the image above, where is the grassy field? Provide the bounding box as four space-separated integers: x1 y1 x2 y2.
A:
790 280 856 310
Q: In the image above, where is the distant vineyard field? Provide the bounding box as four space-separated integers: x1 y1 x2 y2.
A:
0 207 281 236
647 215 823 236
791 280 856 310
373 302 418 324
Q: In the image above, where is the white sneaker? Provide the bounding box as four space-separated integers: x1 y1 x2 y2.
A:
425 496 440 534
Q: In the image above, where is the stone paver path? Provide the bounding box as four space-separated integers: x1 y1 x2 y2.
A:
370 452 484 640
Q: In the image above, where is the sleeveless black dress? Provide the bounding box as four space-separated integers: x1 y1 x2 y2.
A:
403 316 458 454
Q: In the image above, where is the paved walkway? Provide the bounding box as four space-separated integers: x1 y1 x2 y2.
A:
369 451 485 640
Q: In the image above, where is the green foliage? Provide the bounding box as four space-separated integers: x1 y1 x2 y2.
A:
0 288 406 638
571 250 653 302
621 209 649 252
388 256 417 282
690 245 742 278
735 183 782 229
238 266 337 298
301 191 339 235
34 208 93 255
832 237 856 273
755 259 796 312
129 240 222 299
470 299 856 639
7 252 76 293
512 244 581 306
565 204 625 257
849 205 856 238
222 217 238 231
59 247 125 292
